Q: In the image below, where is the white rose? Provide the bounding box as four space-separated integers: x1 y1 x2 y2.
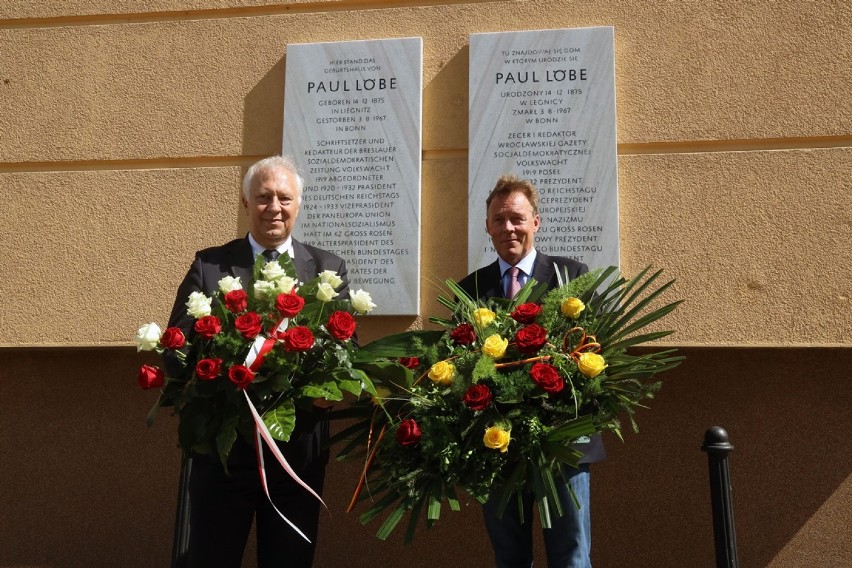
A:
135 322 162 352
350 289 377 314
217 275 243 293
316 282 339 302
319 270 344 289
276 276 298 294
185 291 212 318
253 279 278 299
261 261 288 281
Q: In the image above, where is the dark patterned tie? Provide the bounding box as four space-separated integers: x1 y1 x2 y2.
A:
262 249 280 262
506 266 521 299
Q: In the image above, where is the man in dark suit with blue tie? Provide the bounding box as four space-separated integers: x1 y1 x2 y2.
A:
166 155 348 568
458 175 604 568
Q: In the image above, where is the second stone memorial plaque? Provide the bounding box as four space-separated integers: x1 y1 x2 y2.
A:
469 27 619 273
283 37 422 315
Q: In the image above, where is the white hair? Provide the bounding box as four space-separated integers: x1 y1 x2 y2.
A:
242 155 304 203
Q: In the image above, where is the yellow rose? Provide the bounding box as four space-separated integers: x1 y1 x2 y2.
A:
483 425 511 453
481 334 508 359
472 308 496 328
561 297 586 319
371 386 392 406
577 352 607 378
428 361 455 385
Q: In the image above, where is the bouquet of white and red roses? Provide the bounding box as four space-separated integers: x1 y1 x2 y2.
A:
135 253 385 468
335 266 684 541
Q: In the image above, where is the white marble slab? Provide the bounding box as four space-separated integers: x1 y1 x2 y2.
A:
283 38 422 315
469 27 619 273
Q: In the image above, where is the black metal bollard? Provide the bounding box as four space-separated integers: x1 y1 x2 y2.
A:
701 426 739 568
171 453 192 568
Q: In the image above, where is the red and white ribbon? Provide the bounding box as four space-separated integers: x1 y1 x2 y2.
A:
241 316 327 543
244 390 328 542
244 318 289 371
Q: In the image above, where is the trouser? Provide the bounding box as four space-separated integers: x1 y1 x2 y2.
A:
482 464 591 568
187 416 329 568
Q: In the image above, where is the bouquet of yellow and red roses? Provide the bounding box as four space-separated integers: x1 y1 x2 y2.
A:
135 253 385 469
335 266 684 541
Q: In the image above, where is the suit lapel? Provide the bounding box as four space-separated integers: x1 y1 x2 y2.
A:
227 237 255 286
530 252 555 289
527 252 560 301
291 239 317 284
483 262 505 299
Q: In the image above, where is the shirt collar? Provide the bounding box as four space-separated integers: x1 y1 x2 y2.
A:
247 233 294 260
498 248 537 278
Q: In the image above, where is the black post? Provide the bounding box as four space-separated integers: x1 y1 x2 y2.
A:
171 453 192 568
701 426 739 568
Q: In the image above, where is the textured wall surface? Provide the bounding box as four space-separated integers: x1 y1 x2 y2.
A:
1 347 849 567
1 0 850 346
1 1 850 566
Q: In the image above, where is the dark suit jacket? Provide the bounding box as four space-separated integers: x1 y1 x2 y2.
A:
457 251 605 464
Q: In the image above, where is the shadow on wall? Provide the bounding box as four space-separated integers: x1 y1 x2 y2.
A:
0 347 849 567
422 44 469 152
242 53 286 159
420 44 473 289
238 53 288 238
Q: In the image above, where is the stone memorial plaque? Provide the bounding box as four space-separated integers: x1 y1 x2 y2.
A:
283 38 422 315
469 27 619 273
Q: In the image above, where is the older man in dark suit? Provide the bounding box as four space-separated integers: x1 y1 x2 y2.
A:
458 175 604 568
166 155 347 568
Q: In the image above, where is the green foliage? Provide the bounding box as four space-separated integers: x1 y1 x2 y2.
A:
140 251 391 466
263 400 296 442
336 265 684 541
356 330 445 360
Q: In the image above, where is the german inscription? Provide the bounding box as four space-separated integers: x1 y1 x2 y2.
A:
284 38 422 315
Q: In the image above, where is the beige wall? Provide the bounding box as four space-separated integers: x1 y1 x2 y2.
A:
2 347 850 567
2 0 850 347
1 1 850 566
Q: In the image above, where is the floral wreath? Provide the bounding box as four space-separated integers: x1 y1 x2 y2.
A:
135 253 386 466
334 266 684 541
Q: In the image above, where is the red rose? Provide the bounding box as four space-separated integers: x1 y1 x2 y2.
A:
515 323 549 354
510 303 542 324
276 291 305 318
224 289 248 314
450 323 477 346
395 418 422 447
138 364 164 390
228 365 255 389
194 316 222 340
327 311 356 341
282 326 314 352
463 384 493 411
195 358 222 381
234 312 263 339
399 357 420 369
530 362 564 394
159 327 186 350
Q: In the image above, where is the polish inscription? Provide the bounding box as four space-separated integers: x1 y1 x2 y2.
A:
469 28 619 272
